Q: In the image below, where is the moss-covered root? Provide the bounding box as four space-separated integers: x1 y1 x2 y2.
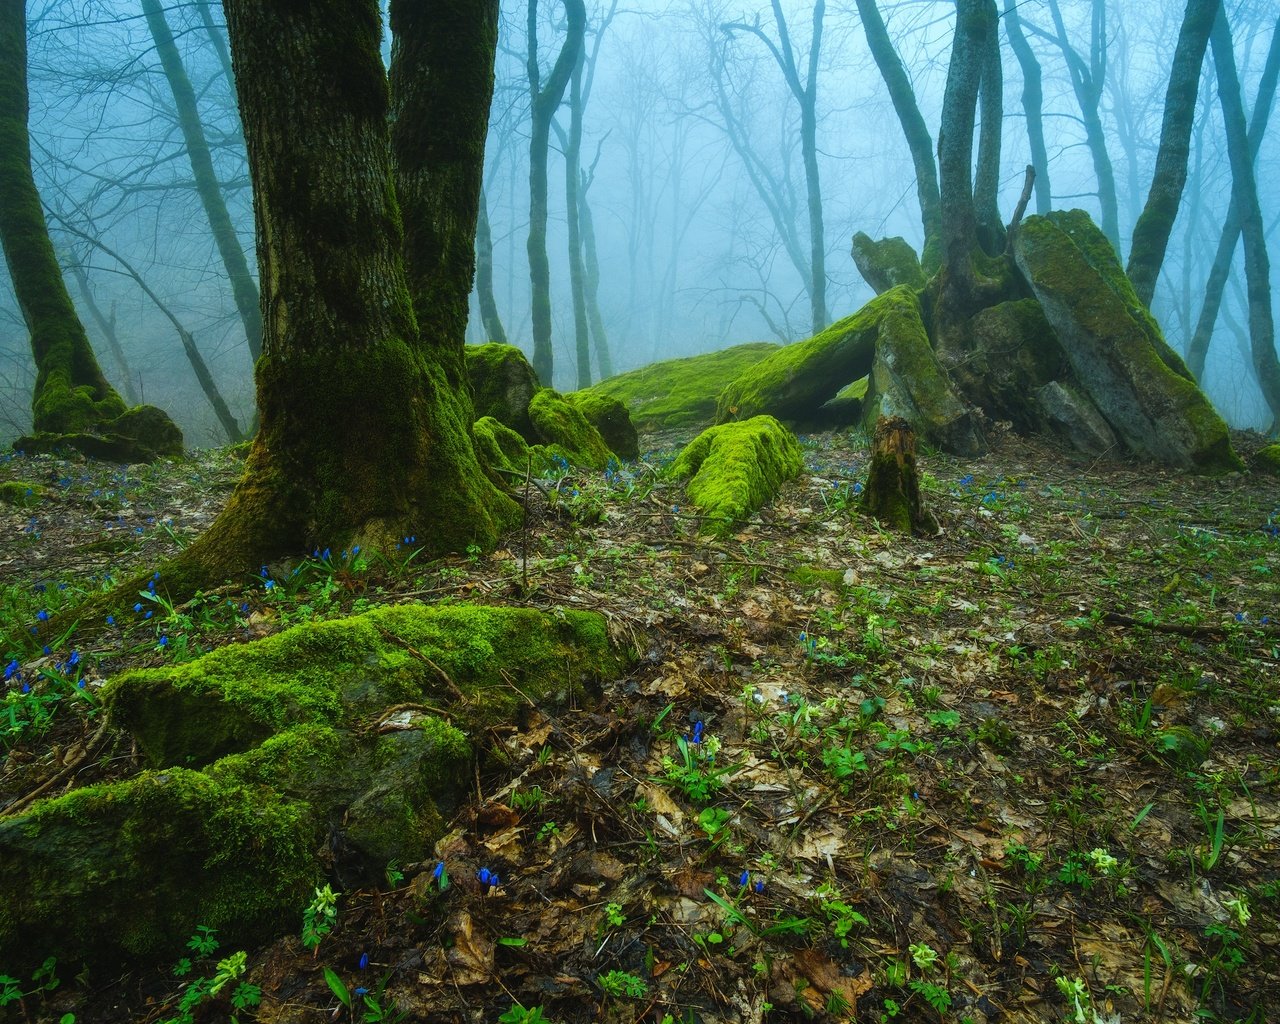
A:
579 342 779 431
858 415 939 535
566 389 639 460
670 415 804 535
528 387 616 470
14 403 184 463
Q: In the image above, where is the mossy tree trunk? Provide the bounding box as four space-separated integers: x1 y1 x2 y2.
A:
142 0 261 363
1002 0 1051 215
974 10 1005 254
1125 0 1219 309
558 54 594 389
855 0 941 268
0 0 178 450
1209 5 1280 430
475 187 509 345
1187 13 1280 381
579 180 614 380
526 0 585 386
158 0 517 593
70 261 139 405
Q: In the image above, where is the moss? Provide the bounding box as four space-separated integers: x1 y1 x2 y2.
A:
717 288 916 424
465 342 540 440
958 299 1066 430
0 480 41 506
0 767 321 972
1252 443 1280 474
580 342 779 431
565 390 639 460
858 416 938 535
527 388 615 470
669 415 804 534
14 402 186 463
472 414 535 481
850 232 926 293
1014 212 1242 474
105 602 628 768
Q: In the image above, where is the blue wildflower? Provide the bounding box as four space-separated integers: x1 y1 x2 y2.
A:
134 603 143 613
433 860 445 880
106 615 115 626
67 651 80 667
691 721 704 745
42 645 50 656
477 868 492 886
754 879 765 894
738 870 750 888
36 609 48 621
354 987 369 997
358 952 369 970
4 659 18 680
158 636 169 647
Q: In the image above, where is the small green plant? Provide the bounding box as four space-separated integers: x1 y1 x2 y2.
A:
302 884 340 951
816 884 869 947
160 929 261 1024
597 970 648 999
512 785 545 812
498 1004 557 1024
325 967 407 1023
661 728 731 803
602 902 625 929
698 806 732 840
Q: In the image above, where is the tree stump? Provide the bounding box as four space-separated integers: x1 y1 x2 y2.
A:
859 416 939 535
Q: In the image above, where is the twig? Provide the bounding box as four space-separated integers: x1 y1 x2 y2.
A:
1099 612 1278 639
373 625 468 703
1 717 111 818
1004 164 1036 251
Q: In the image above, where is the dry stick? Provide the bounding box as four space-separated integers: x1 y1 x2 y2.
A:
1100 612 1279 639
1004 164 1036 250
1 717 111 818
523 454 533 594
372 625 468 703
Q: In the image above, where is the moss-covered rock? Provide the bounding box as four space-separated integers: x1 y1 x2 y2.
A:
581 342 779 432
0 480 41 506
955 300 1066 430
1252 443 1280 474
528 388 615 470
717 290 915 424
1014 211 1241 473
566 390 639 460
670 415 804 534
466 342 541 440
1034 381 1118 455
850 232 926 294
473 414 537 482
861 294 985 456
14 403 185 463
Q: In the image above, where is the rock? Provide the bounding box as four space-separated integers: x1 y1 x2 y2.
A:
0 604 629 971
1014 211 1242 473
527 388 616 470
466 343 541 440
670 415 804 534
956 300 1066 431
1034 381 1118 455
14 403 185 463
1253 443 1280 474
581 342 779 432
850 232 926 294
566 390 639 460
0 480 41 507
472 415 536 482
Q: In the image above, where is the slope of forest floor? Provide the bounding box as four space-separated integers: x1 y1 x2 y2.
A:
1 426 1278 1024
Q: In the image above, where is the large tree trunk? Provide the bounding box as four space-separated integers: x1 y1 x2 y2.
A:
1209 7 1280 429
1003 0 1050 214
790 0 828 331
1126 0 1220 308
474 186 508 345
579 182 613 379
854 0 941 266
527 0 586 386
559 56 593 388
158 0 516 594
71 262 139 405
0 0 179 455
1187 14 1280 380
974 8 1005 254
142 0 261 362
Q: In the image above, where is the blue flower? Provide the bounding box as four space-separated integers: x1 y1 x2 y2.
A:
358 952 369 970
354 987 369 997
67 651 80 666
477 868 492 886
322 547 331 561
145 610 153 619
433 860 445 880
852 482 864 494
3 659 18 680
36 609 48 622
21 682 30 694
42 645 50 656
753 879 764 893
1235 612 1246 622
691 721 704 745
264 579 275 591
738 870 750 888
158 636 169 647
106 615 115 626
134 603 143 613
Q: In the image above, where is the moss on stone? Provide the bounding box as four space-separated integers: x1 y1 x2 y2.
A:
850 232 926 294
669 415 804 534
14 400 186 463
580 342 780 432
1014 212 1242 474
565 390 639 460
717 288 916 425
955 299 1066 431
0 480 41 506
472 414 536 482
1252 443 1280 474
528 387 615 470
465 342 540 440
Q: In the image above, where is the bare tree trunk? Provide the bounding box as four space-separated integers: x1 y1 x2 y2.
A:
527 0 586 386
1187 14 1280 379
1126 0 1220 308
70 262 139 405
579 177 613 380
474 186 508 345
1209 6 1280 429
557 55 592 388
1003 0 1050 214
974 9 1005 254
142 0 261 361
855 0 941 264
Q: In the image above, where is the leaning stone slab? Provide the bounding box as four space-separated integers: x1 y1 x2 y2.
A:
850 232 926 294
1014 211 1241 473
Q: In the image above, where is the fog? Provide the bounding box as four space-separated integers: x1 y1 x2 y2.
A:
2 0 1277 446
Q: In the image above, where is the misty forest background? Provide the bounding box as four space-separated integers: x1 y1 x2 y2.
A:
1 0 1277 448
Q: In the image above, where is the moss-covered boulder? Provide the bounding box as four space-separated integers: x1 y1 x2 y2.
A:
473 415 537 482
670 415 804 534
850 232 926 294
953 300 1066 430
861 294 985 456
1013 211 1241 473
0 604 629 971
1034 381 1119 455
716 289 911 424
1253 443 1280 474
14 402 184 463
466 342 541 440
566 390 639 460
0 480 41 506
582 342 779 432
528 388 616 470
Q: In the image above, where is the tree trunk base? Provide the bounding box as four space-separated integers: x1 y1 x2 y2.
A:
859 415 938 535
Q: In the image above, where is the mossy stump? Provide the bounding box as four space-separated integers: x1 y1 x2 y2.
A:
859 416 938 535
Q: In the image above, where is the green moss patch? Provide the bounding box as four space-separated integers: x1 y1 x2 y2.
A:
14 403 184 463
580 342 779 432
466 343 540 440
0 480 42 506
670 415 804 534
850 232 926 293
528 388 616 470
1253 444 1280 474
566 390 639 460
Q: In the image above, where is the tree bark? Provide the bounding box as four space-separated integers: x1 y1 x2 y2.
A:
1187 14 1280 380
527 0 586 386
70 262 139 405
1209 7 1280 429
1126 0 1220 308
559 55 593 388
1003 0 1050 214
859 416 938 534
855 0 941 264
974 7 1005 254
157 0 517 593
579 177 613 380
0 0 175 445
142 0 262 362
474 186 508 345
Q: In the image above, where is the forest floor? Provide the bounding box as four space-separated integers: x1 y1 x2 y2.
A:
1 426 1278 1024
